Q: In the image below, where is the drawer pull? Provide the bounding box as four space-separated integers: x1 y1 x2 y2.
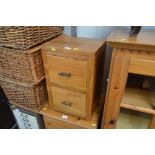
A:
61 101 73 107
58 72 72 77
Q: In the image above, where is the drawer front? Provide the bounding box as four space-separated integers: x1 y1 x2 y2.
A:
51 86 86 118
47 55 87 91
43 116 82 129
129 58 155 77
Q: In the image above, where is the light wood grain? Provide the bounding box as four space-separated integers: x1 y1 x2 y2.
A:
51 86 86 118
107 27 155 51
43 34 105 56
116 49 155 61
102 52 130 128
47 55 87 91
42 35 105 119
86 56 96 120
129 58 155 77
43 116 82 129
148 115 155 129
40 103 100 129
121 87 155 115
102 28 155 129
46 51 88 60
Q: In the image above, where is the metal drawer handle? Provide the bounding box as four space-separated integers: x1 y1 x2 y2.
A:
61 101 73 107
58 72 72 77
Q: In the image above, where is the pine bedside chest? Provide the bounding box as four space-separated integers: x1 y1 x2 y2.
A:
42 35 105 120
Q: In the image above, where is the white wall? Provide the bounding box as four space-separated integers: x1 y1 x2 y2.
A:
64 26 118 39
64 26 72 36
64 26 155 39
77 26 117 39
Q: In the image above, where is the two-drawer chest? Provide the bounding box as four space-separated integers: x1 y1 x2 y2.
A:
42 35 105 120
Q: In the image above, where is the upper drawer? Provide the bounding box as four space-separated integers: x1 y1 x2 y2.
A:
46 55 87 91
129 58 155 77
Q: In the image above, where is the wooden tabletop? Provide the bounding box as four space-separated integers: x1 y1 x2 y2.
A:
42 34 105 56
107 27 155 51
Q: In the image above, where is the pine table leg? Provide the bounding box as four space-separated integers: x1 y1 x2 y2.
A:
102 54 130 129
148 115 155 129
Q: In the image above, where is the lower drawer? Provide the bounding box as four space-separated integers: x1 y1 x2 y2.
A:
43 116 83 129
40 104 99 129
51 86 86 118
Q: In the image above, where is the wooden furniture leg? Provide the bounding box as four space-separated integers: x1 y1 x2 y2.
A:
148 115 155 129
102 55 129 128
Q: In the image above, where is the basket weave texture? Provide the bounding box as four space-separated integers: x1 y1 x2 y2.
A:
0 77 48 113
0 26 64 50
0 46 45 84
0 26 63 112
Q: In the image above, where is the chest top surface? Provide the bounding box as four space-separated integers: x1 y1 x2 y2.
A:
107 27 155 51
42 34 105 56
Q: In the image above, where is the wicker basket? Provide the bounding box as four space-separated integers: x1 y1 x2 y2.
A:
0 46 45 84
0 26 64 50
0 77 48 113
